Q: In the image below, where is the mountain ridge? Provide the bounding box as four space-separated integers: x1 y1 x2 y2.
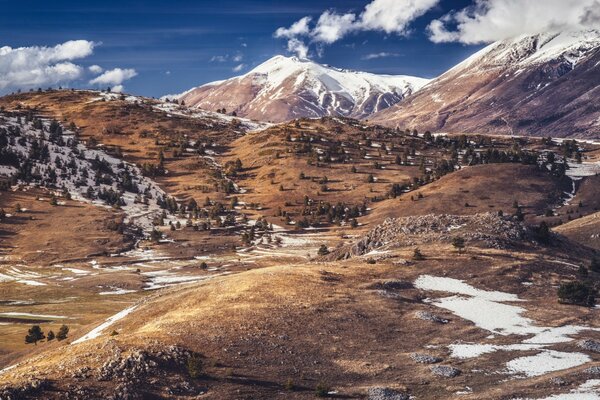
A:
370 30 600 138
167 55 430 122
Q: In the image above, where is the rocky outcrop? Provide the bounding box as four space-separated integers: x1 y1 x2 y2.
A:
328 213 527 260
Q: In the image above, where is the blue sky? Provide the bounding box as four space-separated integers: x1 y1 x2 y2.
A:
1 0 592 97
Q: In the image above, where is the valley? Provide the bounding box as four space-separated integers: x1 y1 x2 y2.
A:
0 86 599 399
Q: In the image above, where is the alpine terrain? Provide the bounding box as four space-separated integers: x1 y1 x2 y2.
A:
371 30 600 138
170 55 430 122
1 6 600 400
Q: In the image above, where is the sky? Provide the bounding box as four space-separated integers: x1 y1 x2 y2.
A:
0 0 598 97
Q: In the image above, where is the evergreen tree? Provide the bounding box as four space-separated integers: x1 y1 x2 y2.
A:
25 325 45 345
56 324 69 341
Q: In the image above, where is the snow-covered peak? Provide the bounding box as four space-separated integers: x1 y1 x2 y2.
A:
446 30 600 76
172 55 430 122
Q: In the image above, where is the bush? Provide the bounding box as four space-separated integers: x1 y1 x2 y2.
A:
315 382 330 397
187 354 203 379
558 281 596 307
413 248 424 261
318 245 330 256
452 236 466 253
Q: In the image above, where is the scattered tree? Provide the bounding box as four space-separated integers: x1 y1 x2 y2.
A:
452 236 466 253
56 324 69 341
25 325 45 345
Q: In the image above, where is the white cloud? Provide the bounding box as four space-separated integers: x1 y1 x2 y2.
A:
232 64 245 72
274 16 313 39
286 38 309 59
210 55 229 62
232 53 243 62
313 11 357 44
89 68 137 86
428 0 600 44
111 85 124 93
360 0 440 34
361 52 401 60
88 65 103 74
0 40 95 91
274 0 439 57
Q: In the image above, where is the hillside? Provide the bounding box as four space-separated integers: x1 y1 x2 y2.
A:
371 30 600 138
171 56 430 122
1 90 600 399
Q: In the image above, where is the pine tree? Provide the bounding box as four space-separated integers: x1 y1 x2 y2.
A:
452 236 466 253
47 330 55 341
25 325 45 345
56 324 69 341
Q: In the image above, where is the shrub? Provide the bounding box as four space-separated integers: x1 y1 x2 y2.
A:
558 281 596 307
413 248 424 261
315 382 330 397
187 354 203 379
284 378 295 391
56 324 69 341
318 245 330 256
452 236 466 253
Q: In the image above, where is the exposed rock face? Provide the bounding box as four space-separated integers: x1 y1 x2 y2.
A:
371 30 600 138
329 213 527 260
171 55 429 123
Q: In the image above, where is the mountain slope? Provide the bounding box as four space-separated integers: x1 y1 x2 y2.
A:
170 55 430 122
371 30 600 138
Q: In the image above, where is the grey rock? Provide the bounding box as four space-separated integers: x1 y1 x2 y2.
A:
411 353 443 364
415 311 449 324
430 365 461 378
578 339 600 353
367 387 410 400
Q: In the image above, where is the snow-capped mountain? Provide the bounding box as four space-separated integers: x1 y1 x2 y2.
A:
371 30 600 138
168 55 430 122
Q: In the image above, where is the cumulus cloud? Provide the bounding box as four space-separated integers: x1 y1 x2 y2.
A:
110 84 124 93
286 38 309 59
361 52 401 60
88 65 103 74
89 68 137 86
428 0 600 44
0 40 95 91
360 0 440 34
274 0 439 57
274 16 313 39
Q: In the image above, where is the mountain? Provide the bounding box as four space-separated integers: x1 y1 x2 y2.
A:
371 30 600 138
168 55 430 122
